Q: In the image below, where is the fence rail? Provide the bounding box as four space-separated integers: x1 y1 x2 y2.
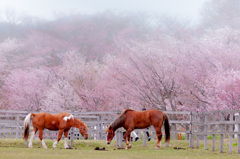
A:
0 110 240 154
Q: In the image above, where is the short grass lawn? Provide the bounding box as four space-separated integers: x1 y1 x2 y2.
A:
0 138 240 159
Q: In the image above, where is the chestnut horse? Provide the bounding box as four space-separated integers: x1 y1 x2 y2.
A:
106 109 170 149
23 112 88 149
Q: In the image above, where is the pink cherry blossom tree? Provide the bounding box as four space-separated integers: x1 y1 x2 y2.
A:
3 68 50 111
42 77 81 112
103 37 184 111
58 51 106 111
203 70 240 111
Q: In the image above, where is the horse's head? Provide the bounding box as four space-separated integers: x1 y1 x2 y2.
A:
80 125 88 140
105 125 115 144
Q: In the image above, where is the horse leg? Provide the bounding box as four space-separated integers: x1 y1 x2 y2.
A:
124 129 132 150
154 127 163 150
63 131 70 149
127 133 132 149
53 129 64 148
39 128 47 149
28 127 38 148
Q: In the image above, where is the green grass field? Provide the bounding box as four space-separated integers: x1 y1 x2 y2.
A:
0 138 240 159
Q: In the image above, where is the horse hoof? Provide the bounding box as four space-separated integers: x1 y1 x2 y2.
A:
155 147 160 150
125 145 132 150
28 146 33 148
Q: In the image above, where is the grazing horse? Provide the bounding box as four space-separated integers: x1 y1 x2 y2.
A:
106 109 170 150
23 112 88 149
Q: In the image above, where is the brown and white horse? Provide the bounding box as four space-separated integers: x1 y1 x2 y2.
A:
23 112 88 149
106 109 170 150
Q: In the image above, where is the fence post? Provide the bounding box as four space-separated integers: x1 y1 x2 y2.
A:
143 130 147 147
212 113 216 151
229 113 233 154
196 115 200 149
237 112 240 154
100 116 103 140
116 130 119 147
189 111 195 148
70 127 74 147
115 129 123 147
16 115 20 138
220 112 224 153
204 114 208 150
119 129 123 147
98 116 102 140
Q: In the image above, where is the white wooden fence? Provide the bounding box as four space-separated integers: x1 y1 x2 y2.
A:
0 110 240 154
189 110 240 154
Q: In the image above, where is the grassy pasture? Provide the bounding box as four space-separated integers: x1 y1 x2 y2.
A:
0 138 240 159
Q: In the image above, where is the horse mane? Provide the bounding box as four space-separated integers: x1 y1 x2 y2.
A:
111 109 133 131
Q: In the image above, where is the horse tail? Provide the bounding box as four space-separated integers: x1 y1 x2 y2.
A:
23 113 35 141
163 112 170 143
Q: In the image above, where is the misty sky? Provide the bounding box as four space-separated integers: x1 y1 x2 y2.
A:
0 0 208 23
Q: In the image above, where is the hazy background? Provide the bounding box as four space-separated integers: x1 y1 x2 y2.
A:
1 0 240 112
0 0 207 23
